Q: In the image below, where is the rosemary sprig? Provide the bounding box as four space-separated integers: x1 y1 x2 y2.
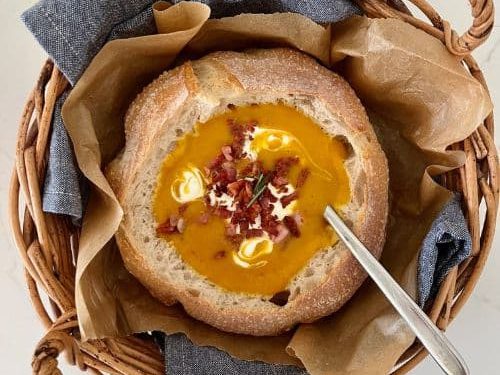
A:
247 173 267 208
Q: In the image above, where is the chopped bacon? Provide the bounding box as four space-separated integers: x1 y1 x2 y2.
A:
275 156 299 177
246 228 264 238
232 143 244 159
227 180 245 196
259 196 271 210
156 215 181 235
214 207 232 219
178 203 189 215
221 161 237 182
292 213 303 226
262 188 278 203
221 145 233 161
156 222 176 235
241 161 263 177
169 215 179 226
176 218 185 233
261 212 279 237
198 212 209 224
158 118 309 243
225 223 238 237
272 175 288 187
231 208 243 224
296 168 310 188
228 234 243 244
281 191 298 207
239 220 249 232
244 181 253 197
214 250 226 259
283 216 301 237
245 203 261 222
236 182 253 205
229 120 247 159
272 223 290 243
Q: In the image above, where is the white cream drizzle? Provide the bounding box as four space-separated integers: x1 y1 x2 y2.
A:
267 183 297 220
232 234 274 269
242 127 333 180
171 165 205 203
207 188 237 212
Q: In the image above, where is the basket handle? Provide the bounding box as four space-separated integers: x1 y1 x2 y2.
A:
356 0 495 56
32 330 84 375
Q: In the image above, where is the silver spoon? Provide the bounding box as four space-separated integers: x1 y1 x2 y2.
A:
324 205 469 375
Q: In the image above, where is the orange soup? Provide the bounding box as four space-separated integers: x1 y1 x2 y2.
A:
153 104 350 295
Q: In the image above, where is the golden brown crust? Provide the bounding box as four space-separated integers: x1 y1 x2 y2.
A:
107 48 388 336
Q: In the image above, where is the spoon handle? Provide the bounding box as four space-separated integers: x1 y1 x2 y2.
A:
324 206 469 375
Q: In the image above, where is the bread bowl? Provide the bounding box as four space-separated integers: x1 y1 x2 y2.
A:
106 48 388 335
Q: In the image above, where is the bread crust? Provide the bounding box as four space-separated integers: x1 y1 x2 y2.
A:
107 48 388 336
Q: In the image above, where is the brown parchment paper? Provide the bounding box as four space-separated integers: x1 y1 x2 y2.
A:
62 2 492 374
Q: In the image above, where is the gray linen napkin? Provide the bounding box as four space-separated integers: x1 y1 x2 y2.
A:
21 1 472 374
417 194 472 306
23 0 157 220
162 333 307 375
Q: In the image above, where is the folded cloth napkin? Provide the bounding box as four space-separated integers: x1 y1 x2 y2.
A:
23 0 157 219
22 1 472 374
417 194 472 306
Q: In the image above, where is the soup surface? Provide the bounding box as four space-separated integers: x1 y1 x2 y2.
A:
153 104 350 295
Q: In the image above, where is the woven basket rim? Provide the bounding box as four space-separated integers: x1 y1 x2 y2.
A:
9 1 498 374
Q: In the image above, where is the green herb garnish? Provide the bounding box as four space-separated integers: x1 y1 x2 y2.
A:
247 173 267 208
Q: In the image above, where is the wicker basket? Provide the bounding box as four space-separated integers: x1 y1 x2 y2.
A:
9 1 497 374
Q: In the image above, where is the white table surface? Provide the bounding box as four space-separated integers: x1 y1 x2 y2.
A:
0 1 498 374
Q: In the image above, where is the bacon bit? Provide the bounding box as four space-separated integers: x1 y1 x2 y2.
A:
214 250 226 259
221 145 233 161
178 203 189 215
239 220 249 232
232 143 244 159
214 207 232 219
246 228 264 238
225 223 238 237
227 180 245 196
221 161 237 182
296 168 310 188
267 219 281 237
176 218 185 233
230 207 243 223
156 215 181 235
272 223 290 243
262 188 278 203
236 182 253 205
156 222 177 235
292 213 303 226
228 234 244 244
259 196 271 210
272 175 288 187
169 215 179 226
244 181 253 197
241 161 263 177
246 202 261 220
283 216 301 237
281 191 298 207
229 120 247 159
198 212 209 224
275 156 299 177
